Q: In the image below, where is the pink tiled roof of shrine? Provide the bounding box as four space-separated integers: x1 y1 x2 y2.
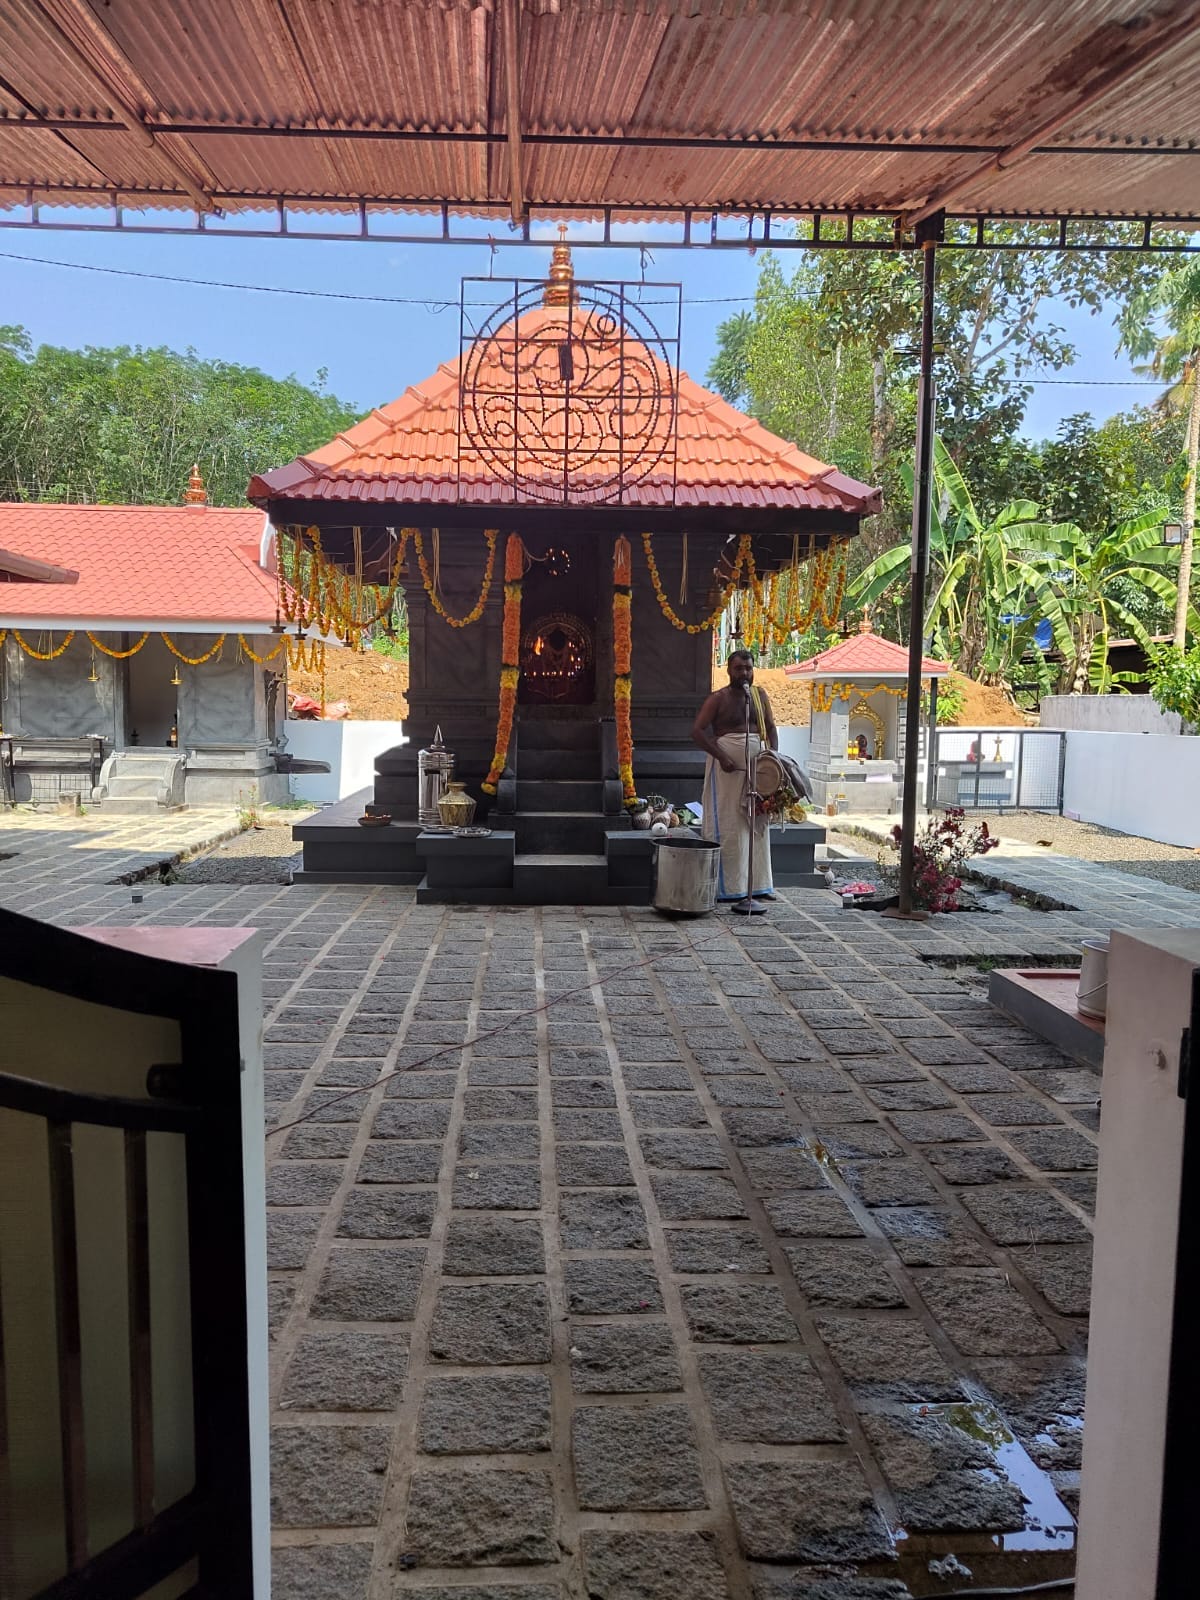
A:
787 627 949 678
250 308 881 517
0 502 277 628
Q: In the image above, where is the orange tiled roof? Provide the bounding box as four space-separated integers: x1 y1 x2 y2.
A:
252 307 880 517
787 629 949 678
0 502 276 627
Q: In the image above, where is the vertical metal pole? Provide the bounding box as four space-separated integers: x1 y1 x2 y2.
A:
925 676 939 808
897 217 942 916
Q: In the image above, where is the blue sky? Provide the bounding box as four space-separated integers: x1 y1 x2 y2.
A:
0 223 1159 442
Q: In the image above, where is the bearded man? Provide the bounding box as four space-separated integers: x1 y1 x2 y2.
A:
691 649 778 903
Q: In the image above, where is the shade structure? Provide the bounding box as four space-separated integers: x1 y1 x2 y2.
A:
1 1 1199 227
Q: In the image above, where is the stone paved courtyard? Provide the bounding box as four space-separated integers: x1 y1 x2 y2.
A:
5 808 1161 1600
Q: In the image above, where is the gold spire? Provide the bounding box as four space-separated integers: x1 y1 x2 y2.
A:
184 463 206 506
543 223 574 307
858 608 873 634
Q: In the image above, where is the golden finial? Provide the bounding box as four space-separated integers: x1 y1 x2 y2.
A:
543 222 574 308
858 608 873 634
185 463 206 506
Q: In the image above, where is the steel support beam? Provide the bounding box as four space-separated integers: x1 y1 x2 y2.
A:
895 215 941 919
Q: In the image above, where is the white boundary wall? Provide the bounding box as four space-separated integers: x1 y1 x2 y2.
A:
282 720 406 803
1041 694 1187 736
1062 729 1200 848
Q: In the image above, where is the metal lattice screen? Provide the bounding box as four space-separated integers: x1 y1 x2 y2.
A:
931 729 1065 812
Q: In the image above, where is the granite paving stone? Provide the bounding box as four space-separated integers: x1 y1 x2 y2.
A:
815 1315 964 1401
570 1322 683 1392
679 1283 799 1342
270 1426 391 1527
581 1530 730 1600
651 1173 749 1220
270 1543 373 1599
452 1162 543 1209
459 1121 541 1160
873 1206 993 1267
1007 1127 1099 1171
664 1227 773 1275
419 1374 553 1454
430 1283 552 1365
266 1162 345 1207
443 1217 546 1276
724 1460 895 1563
572 1405 706 1510
859 1409 1026 1533
336 1188 436 1239
887 1111 986 1144
838 1160 940 1208
556 1143 635 1187
560 1190 650 1249
640 1131 729 1169
267 1211 322 1271
280 1329 408 1410
812 1123 904 1160
763 1192 864 1238
404 1469 557 1566
958 1186 1091 1244
1010 1244 1094 1316
564 1257 664 1314
371 1100 453 1140
782 1242 906 1309
925 1146 1024 1184
699 1349 843 1443
311 1246 426 1321
915 1269 1061 1355
629 1092 710 1129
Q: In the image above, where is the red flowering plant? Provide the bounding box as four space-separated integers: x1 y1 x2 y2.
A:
888 807 1000 913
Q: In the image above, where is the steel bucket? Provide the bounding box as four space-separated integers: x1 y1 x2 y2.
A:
653 835 720 917
1077 936 1109 1019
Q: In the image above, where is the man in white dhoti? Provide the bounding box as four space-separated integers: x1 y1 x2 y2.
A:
691 649 778 904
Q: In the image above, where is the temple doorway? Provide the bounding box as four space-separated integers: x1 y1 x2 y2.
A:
517 534 599 708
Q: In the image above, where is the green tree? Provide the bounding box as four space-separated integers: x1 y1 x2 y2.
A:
1118 260 1200 647
0 327 360 507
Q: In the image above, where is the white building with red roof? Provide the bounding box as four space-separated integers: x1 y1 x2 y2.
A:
786 617 950 815
0 473 311 809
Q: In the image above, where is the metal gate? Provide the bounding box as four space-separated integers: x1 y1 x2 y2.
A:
928 728 1065 813
0 910 255 1599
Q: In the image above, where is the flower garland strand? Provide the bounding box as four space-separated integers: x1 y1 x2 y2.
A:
162 633 225 666
87 631 149 659
612 535 636 807
482 534 525 795
642 531 753 634
12 629 75 660
238 634 285 664
812 680 909 713
414 528 497 627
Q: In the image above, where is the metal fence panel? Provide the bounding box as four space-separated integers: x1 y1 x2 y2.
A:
930 728 1064 812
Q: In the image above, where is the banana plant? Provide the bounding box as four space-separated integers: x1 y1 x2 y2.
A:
849 437 1069 684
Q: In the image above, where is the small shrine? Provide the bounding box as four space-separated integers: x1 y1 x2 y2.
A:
249 241 882 902
787 617 949 815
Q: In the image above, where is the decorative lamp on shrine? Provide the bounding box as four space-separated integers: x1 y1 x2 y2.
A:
418 725 454 825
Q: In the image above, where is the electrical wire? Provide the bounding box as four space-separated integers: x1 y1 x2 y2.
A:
929 1581 1073 1599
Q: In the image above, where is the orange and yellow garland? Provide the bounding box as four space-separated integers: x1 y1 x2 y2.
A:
482 533 525 795
612 536 636 806
414 528 498 627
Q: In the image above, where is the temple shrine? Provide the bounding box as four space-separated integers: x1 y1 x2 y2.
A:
249 242 881 902
787 618 949 815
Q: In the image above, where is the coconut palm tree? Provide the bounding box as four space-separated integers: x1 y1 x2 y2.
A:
1118 261 1200 648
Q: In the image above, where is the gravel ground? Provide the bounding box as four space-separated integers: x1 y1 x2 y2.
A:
833 812 1200 893
174 811 314 884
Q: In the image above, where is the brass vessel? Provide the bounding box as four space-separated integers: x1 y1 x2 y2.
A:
437 780 477 829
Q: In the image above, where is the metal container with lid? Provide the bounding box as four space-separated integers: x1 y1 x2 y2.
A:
418 725 454 825
653 834 720 917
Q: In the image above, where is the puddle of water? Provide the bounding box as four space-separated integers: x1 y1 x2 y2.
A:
914 1400 1077 1554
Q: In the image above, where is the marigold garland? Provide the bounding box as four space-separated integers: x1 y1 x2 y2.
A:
482 534 525 795
812 680 909 713
642 531 754 634
12 629 75 660
275 523 411 646
612 536 636 806
87 631 150 659
162 633 225 666
237 634 286 664
287 635 324 672
414 528 497 627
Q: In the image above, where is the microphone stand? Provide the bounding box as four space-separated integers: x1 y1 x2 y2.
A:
731 683 767 917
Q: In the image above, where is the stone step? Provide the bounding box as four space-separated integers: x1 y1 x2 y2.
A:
516 719 600 753
516 780 603 813
518 748 596 780
513 852 607 904
512 810 608 854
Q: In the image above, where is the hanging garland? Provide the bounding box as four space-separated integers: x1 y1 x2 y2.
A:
162 633 226 665
275 523 411 645
238 634 286 664
12 629 75 660
287 635 324 672
414 528 498 627
643 531 754 634
87 631 149 659
812 680 909 713
612 536 636 807
820 540 849 629
482 534 525 796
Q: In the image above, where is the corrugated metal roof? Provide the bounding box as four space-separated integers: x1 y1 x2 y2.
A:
0 501 277 626
0 2 1197 221
250 304 882 514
